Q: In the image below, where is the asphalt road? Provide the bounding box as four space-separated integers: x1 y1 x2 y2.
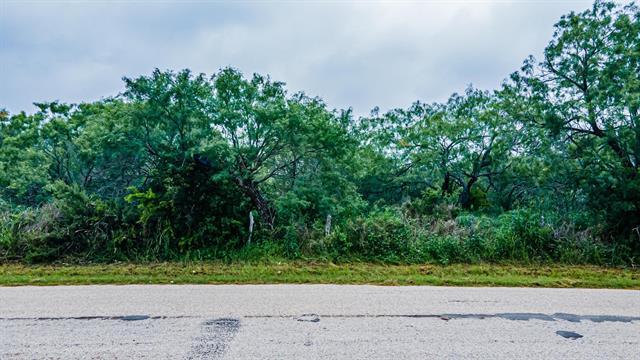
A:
1 285 639 359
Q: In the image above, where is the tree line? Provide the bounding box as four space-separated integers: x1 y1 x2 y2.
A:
1 0 638 264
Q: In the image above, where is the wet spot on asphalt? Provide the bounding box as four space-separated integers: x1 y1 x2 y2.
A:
556 330 583 340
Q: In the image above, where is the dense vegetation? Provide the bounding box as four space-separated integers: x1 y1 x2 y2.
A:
1 1 638 265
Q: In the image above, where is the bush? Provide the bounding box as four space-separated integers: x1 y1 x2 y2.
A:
404 189 460 219
124 155 250 259
0 182 123 262
309 207 613 265
0 188 619 265
319 209 415 262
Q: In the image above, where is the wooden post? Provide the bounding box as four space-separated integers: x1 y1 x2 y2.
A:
325 214 332 237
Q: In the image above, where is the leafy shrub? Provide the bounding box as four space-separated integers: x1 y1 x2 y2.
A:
321 209 415 262
404 189 460 219
124 155 250 259
0 182 122 262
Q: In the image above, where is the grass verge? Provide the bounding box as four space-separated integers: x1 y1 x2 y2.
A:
0 262 638 288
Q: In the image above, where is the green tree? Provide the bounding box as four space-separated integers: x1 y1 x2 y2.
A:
211 68 354 228
0 110 49 206
510 0 639 242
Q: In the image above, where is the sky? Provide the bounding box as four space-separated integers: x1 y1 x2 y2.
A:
0 0 597 116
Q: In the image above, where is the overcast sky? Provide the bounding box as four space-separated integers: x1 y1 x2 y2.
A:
1 0 596 116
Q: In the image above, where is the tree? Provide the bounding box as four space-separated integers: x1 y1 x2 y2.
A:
211 68 353 228
386 88 519 209
511 0 639 240
0 110 49 206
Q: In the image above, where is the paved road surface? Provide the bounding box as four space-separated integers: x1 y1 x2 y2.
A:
1 285 639 359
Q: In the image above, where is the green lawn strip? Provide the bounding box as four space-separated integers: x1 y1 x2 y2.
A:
0 263 638 288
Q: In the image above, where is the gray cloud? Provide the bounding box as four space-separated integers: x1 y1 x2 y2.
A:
1 0 595 116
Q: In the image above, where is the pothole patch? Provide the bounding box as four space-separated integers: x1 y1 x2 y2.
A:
187 318 240 359
297 314 320 322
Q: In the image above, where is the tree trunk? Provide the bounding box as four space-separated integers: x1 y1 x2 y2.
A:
236 177 276 229
459 176 477 209
441 172 450 195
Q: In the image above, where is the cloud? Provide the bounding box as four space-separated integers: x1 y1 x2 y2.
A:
0 0 594 116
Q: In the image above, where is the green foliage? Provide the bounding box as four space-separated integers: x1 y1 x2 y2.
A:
404 188 460 218
0 182 124 262
124 154 249 258
311 208 612 265
337 209 415 261
506 0 640 252
0 0 637 264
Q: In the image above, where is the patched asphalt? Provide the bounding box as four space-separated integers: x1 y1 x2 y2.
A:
1 285 638 359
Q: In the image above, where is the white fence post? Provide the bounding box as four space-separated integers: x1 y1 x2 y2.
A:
325 214 332 237
248 211 254 245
